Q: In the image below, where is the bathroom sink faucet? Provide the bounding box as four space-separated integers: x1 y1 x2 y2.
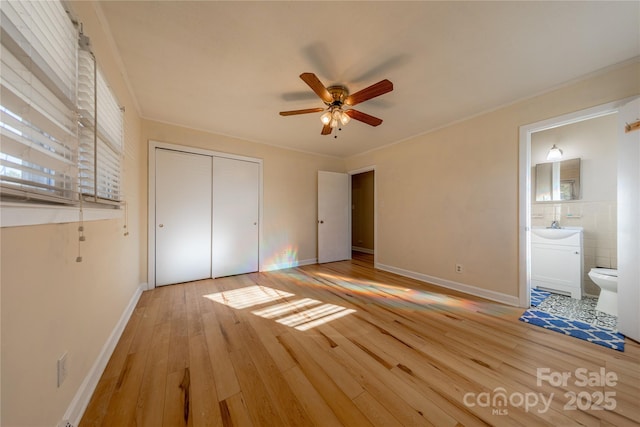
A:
550 220 561 229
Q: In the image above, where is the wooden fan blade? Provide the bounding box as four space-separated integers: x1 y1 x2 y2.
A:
345 109 383 126
300 73 333 104
279 108 325 116
321 124 332 135
344 79 393 106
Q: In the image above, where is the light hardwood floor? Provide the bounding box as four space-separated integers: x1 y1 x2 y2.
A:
81 253 640 426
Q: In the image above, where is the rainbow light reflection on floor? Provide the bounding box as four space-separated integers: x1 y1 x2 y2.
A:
268 269 482 315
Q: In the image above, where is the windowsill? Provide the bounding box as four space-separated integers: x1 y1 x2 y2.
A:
0 202 122 227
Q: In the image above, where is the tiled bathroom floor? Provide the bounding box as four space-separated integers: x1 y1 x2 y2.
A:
534 292 618 330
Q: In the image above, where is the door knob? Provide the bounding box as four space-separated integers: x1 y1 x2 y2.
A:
158 224 164 228
319 220 324 224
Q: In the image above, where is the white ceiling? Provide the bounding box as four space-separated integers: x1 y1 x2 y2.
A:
96 1 639 158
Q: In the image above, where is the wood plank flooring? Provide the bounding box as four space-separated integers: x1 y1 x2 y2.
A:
80 253 640 426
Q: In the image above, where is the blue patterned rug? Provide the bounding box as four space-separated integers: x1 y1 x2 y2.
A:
520 289 625 351
530 289 551 307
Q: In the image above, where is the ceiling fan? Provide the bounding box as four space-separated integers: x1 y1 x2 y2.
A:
279 73 393 136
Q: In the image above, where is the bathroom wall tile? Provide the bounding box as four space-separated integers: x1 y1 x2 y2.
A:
583 246 596 259
596 256 612 268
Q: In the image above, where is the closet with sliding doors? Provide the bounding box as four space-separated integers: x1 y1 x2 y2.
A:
149 142 261 287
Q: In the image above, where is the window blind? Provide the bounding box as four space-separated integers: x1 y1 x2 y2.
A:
78 47 96 200
0 0 79 203
95 67 123 202
77 45 123 203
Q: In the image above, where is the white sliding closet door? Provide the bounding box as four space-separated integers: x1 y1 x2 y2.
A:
212 157 260 277
155 149 213 286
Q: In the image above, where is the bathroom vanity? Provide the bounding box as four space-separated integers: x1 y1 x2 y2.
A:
531 227 583 299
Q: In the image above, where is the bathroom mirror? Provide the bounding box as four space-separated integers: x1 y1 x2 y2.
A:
535 158 581 201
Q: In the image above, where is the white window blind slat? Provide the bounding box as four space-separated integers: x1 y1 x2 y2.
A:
78 124 95 196
77 47 97 200
96 68 122 149
0 0 78 203
1 46 77 139
0 110 74 160
0 79 76 142
0 130 76 174
6 0 77 103
97 142 120 168
79 64 123 203
77 50 95 124
0 158 74 189
1 0 124 207
0 143 76 201
31 3 74 71
96 134 122 201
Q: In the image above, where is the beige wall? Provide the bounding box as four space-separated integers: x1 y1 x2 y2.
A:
1 2 145 426
352 171 375 251
345 61 639 299
531 113 618 295
142 120 345 271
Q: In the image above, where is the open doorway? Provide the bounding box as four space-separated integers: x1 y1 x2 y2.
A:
519 101 624 307
350 168 375 266
519 97 640 343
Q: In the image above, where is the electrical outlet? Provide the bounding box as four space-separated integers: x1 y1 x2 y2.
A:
57 352 68 387
455 264 463 274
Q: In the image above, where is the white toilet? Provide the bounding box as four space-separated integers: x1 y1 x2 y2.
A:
588 268 618 316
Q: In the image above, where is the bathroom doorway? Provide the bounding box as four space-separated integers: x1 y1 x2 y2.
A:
519 97 640 341
531 113 618 297
350 167 376 266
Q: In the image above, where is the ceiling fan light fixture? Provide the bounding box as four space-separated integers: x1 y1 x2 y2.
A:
320 111 332 125
323 106 348 128
340 111 351 125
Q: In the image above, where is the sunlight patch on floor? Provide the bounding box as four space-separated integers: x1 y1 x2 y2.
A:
205 285 355 330
251 298 320 319
276 303 356 331
204 285 294 309
287 306 356 331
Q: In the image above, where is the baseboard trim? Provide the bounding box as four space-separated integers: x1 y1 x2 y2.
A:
352 246 374 254
376 263 520 306
62 283 146 426
262 258 317 272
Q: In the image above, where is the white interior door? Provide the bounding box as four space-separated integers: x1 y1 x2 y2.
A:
212 157 260 277
318 171 350 263
617 98 640 341
155 149 212 286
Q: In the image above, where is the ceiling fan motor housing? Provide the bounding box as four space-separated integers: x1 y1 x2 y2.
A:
326 86 349 106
